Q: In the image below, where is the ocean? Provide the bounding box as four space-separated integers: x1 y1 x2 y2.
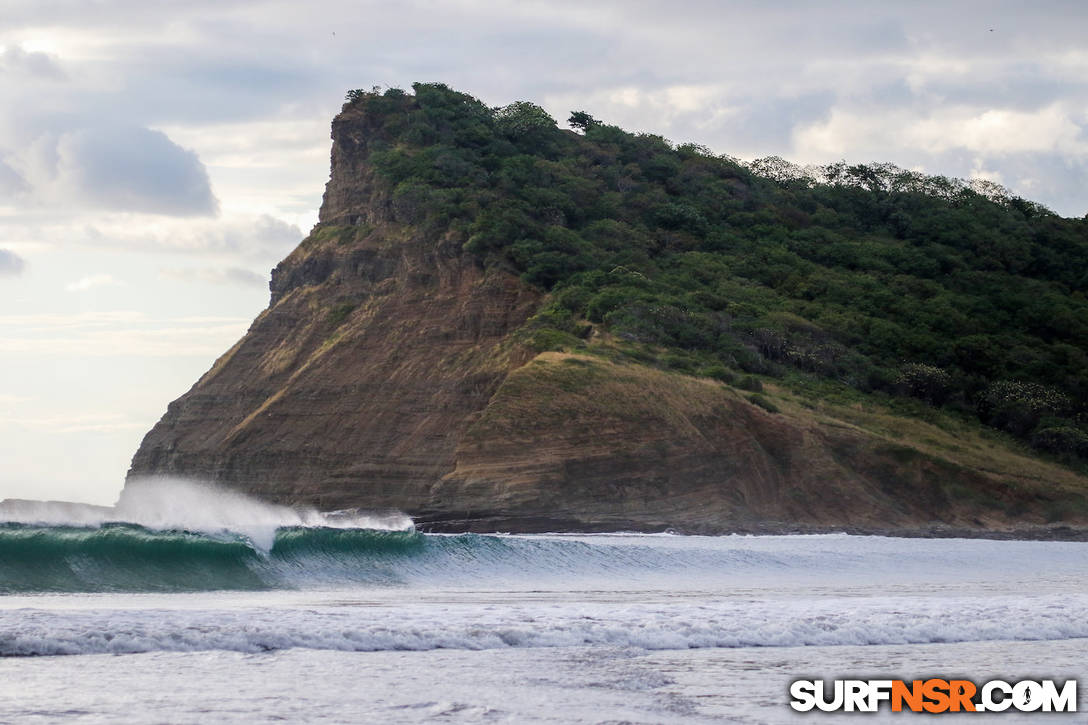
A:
0 481 1085 723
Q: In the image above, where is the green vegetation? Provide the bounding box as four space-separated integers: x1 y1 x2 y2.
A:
342 83 1088 463
326 302 356 326
746 393 780 414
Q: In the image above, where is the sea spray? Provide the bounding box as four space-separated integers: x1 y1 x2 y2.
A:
115 477 413 550
0 477 413 551
0 478 419 592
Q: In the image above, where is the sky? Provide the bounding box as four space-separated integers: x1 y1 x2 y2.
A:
2 0 1087 505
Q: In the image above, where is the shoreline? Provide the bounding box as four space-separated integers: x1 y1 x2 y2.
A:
412 515 1088 542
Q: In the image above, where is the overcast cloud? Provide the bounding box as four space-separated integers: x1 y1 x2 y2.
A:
159 266 268 287
0 249 24 276
4 1 1088 221
1 0 1086 504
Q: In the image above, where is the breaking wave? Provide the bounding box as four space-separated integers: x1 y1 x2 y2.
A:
0 477 425 592
2 478 1088 594
0 522 862 593
0 476 412 550
3 478 1088 659
0 524 426 592
5 591 1088 657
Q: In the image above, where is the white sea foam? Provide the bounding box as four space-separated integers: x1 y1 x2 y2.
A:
0 477 413 550
3 591 1087 657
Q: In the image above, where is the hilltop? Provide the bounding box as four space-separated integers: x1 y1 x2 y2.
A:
128 83 1088 535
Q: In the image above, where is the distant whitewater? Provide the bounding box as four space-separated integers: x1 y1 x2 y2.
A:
0 477 412 548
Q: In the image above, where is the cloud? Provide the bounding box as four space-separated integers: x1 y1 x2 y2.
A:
787 102 1088 213
0 311 244 329
0 411 146 434
0 45 66 80
0 325 250 358
2 213 302 264
0 158 28 196
159 265 267 287
713 93 836 156
1 1 1086 219
0 249 25 276
143 214 301 259
909 105 1088 155
0 311 250 357
0 310 145 328
0 115 220 217
65 273 123 292
52 125 219 216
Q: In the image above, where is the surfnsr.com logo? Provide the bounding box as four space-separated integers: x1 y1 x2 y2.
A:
790 678 1077 713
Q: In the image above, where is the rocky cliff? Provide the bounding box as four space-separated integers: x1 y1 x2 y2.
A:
127 98 1088 534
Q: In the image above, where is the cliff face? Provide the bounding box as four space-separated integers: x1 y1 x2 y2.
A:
127 103 1088 533
128 105 541 509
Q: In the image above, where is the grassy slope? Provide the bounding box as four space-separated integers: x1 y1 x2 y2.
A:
455 344 1088 528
